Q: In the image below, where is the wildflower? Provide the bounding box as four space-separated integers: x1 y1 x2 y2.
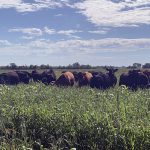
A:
121 85 128 90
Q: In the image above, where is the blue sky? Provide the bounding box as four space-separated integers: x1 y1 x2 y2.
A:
0 0 150 66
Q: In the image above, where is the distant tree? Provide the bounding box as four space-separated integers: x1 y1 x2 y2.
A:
142 63 150 69
10 63 17 69
46 64 52 69
67 64 73 69
29 65 38 69
80 64 92 69
72 62 80 69
132 63 142 69
40 64 47 69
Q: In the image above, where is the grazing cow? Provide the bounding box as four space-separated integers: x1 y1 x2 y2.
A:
90 72 105 89
119 72 129 87
90 68 118 90
31 70 42 82
62 71 78 82
143 70 150 82
119 70 149 90
15 70 31 84
143 70 150 88
89 71 99 76
105 68 118 88
55 71 75 86
72 71 78 82
77 72 93 87
0 71 20 85
31 69 56 85
41 69 56 85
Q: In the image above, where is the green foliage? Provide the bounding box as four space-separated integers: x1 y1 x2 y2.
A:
0 83 149 149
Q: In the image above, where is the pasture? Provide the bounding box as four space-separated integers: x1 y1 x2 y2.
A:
0 68 149 149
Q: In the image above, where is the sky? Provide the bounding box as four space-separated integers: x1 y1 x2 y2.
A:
0 0 150 66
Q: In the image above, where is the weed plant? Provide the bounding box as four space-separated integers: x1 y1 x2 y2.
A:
0 83 149 149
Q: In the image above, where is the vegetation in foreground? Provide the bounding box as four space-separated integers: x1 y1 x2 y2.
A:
0 83 149 149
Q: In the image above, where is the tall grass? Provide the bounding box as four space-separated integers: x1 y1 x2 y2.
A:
0 83 149 149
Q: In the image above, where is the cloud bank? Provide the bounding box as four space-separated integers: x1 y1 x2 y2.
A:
74 0 150 27
1 38 150 56
0 0 69 12
1 0 150 28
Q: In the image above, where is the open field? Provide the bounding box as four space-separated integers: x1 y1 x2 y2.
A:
0 0 150 149
0 82 149 149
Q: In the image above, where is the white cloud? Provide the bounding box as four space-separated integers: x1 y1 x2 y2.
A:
57 30 82 36
23 38 150 55
74 0 150 27
0 0 69 12
69 35 81 39
22 36 34 40
88 28 109 34
1 38 150 66
9 28 42 36
55 14 63 17
1 38 150 57
0 0 21 6
44 27 56 35
44 27 82 38
0 40 11 46
8 27 82 39
1 0 150 28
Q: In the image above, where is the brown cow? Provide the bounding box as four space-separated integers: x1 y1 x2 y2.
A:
62 71 78 82
77 72 93 87
55 71 75 86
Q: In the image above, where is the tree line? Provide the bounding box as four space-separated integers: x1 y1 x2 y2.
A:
0 62 150 70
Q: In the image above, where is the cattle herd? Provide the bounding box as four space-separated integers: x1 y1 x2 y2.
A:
0 68 149 91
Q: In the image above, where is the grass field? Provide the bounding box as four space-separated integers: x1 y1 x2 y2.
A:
0 81 149 149
0 68 149 149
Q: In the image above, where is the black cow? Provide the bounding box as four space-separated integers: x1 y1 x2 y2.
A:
105 68 118 88
31 69 56 85
119 72 129 87
31 70 42 82
119 70 149 90
143 70 150 82
41 69 56 85
15 70 31 84
90 68 118 90
89 71 100 76
72 71 78 82
0 71 20 85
